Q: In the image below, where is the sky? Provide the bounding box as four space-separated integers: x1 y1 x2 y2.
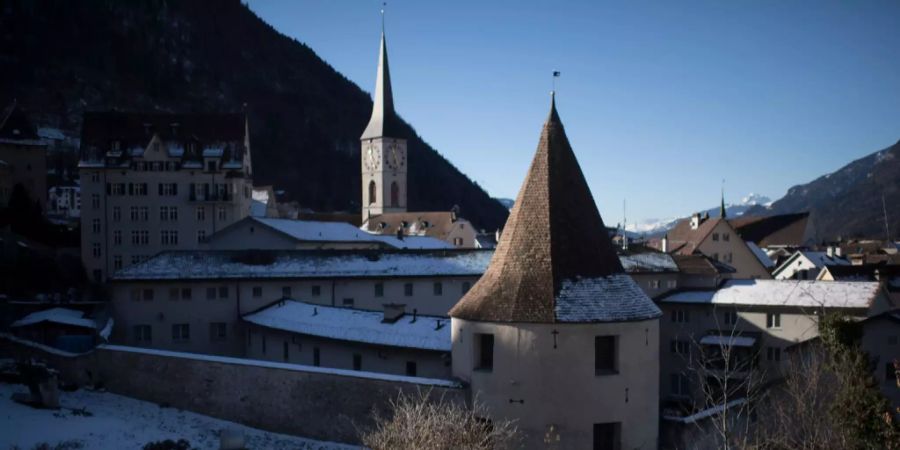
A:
246 0 900 226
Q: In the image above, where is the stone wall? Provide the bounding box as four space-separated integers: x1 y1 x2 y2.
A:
0 336 467 444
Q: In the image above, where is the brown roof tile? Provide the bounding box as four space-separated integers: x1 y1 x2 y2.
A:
729 212 810 247
449 96 659 323
666 217 723 255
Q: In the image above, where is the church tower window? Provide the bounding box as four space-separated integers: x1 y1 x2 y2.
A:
390 182 399 207
368 180 377 205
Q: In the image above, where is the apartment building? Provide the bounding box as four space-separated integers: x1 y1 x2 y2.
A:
106 249 489 360
657 279 892 413
78 112 253 282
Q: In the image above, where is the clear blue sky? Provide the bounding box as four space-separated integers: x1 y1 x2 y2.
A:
246 0 900 226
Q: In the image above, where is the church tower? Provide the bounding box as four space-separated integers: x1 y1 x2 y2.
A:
361 27 407 219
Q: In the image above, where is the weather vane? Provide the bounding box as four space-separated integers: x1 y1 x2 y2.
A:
381 2 386 30
552 70 560 94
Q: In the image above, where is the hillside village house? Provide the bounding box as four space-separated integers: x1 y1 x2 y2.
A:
772 248 850 280
660 211 772 279
657 280 893 411
0 102 48 208
78 112 255 282
450 95 662 449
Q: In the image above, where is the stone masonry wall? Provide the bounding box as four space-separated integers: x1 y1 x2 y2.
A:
0 336 467 444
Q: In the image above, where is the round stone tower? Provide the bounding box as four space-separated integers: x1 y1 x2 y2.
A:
449 94 662 449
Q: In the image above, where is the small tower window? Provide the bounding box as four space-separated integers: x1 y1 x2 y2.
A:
594 336 618 375
475 333 494 371
390 182 399 207
368 180 377 205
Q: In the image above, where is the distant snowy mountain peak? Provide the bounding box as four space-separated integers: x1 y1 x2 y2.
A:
739 193 771 206
628 192 769 236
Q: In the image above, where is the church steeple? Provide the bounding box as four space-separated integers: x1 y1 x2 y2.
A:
361 31 402 140
720 185 727 218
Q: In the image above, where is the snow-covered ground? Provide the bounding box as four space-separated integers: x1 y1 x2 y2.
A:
0 382 358 450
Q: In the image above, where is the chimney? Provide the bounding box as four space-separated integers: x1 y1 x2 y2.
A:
382 303 405 323
661 234 669 253
690 213 701 230
835 246 842 257
396 227 404 241
827 246 834 258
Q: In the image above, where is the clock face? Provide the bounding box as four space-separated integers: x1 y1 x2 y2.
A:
386 142 405 170
364 143 380 171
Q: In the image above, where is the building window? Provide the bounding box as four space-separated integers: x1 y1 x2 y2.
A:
374 282 384 297
353 353 362 371
90 172 100 183
160 230 179 245
593 422 621 450
453 237 463 246
181 288 192 300
206 287 216 300
210 322 227 342
712 233 719 241
670 373 690 396
404 283 413 296
724 310 738 326
406 361 417 377
595 336 617 375
160 206 178 221
217 206 227 221
197 230 207 244
313 347 321 366
342 298 355 307
766 313 781 329
312 285 321 297
91 243 101 258
252 286 263 298
131 230 149 245
767 347 781 362
475 333 494 371
218 286 229 299
113 255 122 270
112 206 121 221
282 286 292 298
172 324 190 342
196 207 206 221
649 280 660 289
133 325 152 344
671 309 690 323
159 183 177 196
723 233 730 242
368 180 376 205
670 339 690 355
92 194 100 209
462 282 471 295
433 282 443 296
667 279 677 289
390 182 399 207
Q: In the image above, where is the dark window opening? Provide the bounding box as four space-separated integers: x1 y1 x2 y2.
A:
595 336 618 375
475 333 494 371
353 354 362 371
406 361 417 377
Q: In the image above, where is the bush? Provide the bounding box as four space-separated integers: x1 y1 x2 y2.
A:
361 390 518 450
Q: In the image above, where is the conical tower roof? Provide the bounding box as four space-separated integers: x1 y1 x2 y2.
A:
361 32 404 140
450 94 660 323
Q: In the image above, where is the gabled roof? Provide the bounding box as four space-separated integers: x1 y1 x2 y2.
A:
449 95 660 323
665 217 725 255
362 211 467 241
772 250 851 277
673 254 737 276
11 307 97 329
243 299 450 351
241 216 451 250
729 212 811 247
361 32 404 140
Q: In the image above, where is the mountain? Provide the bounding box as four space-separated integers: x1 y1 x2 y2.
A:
744 140 900 241
494 198 515 210
627 193 771 236
0 0 509 231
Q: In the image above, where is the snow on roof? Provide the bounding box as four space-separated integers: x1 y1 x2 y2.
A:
100 344 460 388
244 299 451 351
746 241 775 269
11 308 97 330
699 335 756 347
202 146 224 157
555 274 662 322
661 279 880 309
253 217 451 249
663 399 747 424
801 251 852 267
619 252 679 273
37 127 66 140
111 249 492 281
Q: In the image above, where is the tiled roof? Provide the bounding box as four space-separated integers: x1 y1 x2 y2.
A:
363 211 465 241
247 217 451 250
360 32 405 140
110 249 492 281
673 254 737 276
665 217 723 255
729 213 810 247
449 96 660 323
660 279 880 309
243 299 450 351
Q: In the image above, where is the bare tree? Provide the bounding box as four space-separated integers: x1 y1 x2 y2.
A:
360 390 519 450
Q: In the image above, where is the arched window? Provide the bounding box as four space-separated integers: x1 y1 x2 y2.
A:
390 182 399 207
368 180 377 205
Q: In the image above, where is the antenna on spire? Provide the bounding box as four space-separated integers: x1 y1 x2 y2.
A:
551 70 561 95
381 2 386 31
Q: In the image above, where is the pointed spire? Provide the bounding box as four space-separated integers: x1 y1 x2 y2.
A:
450 93 659 323
720 184 727 218
361 28 402 140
